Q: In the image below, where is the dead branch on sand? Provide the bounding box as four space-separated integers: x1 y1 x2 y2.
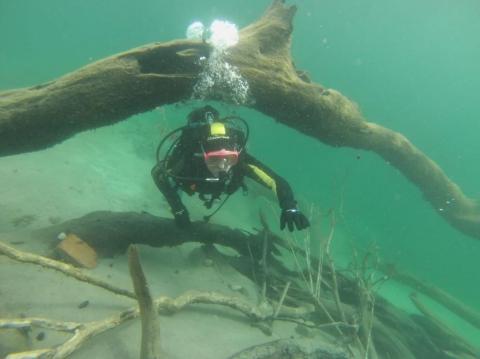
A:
128 245 161 359
0 240 136 299
2 208 479 358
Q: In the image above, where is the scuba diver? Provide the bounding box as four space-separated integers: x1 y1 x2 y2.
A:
151 105 310 232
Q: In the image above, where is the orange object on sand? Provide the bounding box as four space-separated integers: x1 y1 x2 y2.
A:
56 233 98 269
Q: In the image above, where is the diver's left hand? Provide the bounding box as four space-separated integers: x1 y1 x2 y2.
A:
280 208 310 232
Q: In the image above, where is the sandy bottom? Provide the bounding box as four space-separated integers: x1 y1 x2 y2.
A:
1 117 478 357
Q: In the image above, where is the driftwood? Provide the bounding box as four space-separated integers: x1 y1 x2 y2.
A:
409 293 479 358
0 240 136 299
1 289 302 359
34 211 480 359
30 210 480 343
127 245 161 359
1 308 138 359
0 1 479 240
2 211 480 358
32 210 268 258
382 263 480 331
35 212 480 357
227 339 349 359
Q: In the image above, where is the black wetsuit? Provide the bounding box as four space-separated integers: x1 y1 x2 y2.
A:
151 126 297 216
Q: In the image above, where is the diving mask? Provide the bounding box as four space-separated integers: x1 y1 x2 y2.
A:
203 149 239 177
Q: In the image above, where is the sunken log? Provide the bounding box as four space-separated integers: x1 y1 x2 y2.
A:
33 211 268 258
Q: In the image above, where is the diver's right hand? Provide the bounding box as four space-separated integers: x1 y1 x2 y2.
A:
173 207 191 228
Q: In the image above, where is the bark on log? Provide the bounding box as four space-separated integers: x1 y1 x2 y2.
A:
0 0 478 239
32 211 267 258
0 40 207 155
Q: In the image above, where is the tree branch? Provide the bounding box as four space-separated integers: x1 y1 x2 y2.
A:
0 1 478 239
0 240 136 299
128 245 161 359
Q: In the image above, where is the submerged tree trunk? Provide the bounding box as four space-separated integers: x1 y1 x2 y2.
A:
0 0 478 239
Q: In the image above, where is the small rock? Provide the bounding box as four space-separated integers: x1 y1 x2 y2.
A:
78 300 90 309
57 232 67 241
36 332 45 341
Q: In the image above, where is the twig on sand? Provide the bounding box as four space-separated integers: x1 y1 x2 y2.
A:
273 281 291 319
2 289 315 359
324 211 346 324
261 231 269 303
0 240 136 299
3 307 139 359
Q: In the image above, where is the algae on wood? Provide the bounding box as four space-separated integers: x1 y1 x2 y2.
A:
0 2 478 240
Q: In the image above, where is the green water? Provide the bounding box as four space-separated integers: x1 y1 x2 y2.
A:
1 0 480 354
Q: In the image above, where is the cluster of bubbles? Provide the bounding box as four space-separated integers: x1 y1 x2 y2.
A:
186 20 251 105
193 50 250 105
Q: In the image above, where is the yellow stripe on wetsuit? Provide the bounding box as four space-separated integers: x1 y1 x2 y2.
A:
247 164 277 195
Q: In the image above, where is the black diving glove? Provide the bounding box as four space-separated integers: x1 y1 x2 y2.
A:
173 207 191 228
280 207 310 232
